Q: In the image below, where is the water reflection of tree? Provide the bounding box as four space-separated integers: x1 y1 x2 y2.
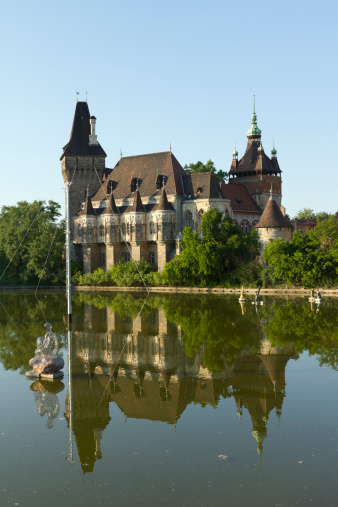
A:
163 295 263 372
0 293 66 372
264 299 338 370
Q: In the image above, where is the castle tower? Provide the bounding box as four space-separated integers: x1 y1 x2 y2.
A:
229 99 282 211
61 101 107 224
254 189 292 258
152 188 176 271
129 189 148 263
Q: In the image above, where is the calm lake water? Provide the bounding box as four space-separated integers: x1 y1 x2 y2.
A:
0 291 337 507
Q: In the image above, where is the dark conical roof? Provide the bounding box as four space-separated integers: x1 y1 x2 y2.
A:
153 188 175 211
102 193 119 215
77 194 96 216
61 102 106 159
255 198 292 228
131 190 145 212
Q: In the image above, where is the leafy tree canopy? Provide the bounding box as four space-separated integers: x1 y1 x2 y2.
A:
184 159 229 184
163 209 260 287
0 200 65 285
264 216 338 287
294 208 334 220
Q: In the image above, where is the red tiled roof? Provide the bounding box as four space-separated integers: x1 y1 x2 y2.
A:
221 183 262 213
255 198 292 228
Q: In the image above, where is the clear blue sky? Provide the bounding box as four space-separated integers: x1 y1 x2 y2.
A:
1 0 337 218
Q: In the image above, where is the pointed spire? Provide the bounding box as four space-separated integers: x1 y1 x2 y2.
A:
271 142 277 157
102 192 119 215
232 143 238 159
153 188 175 211
258 142 264 155
247 96 262 140
81 192 96 216
131 189 145 212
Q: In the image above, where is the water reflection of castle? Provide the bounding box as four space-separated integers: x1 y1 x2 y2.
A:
65 304 298 473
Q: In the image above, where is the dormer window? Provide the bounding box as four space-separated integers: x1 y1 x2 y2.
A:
130 177 139 192
107 181 115 194
235 198 243 205
156 175 166 189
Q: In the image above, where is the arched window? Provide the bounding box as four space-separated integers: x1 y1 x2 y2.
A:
121 223 126 237
111 225 116 241
136 224 142 240
163 223 169 240
87 227 92 237
240 220 250 234
252 220 259 228
185 210 193 228
149 221 155 234
127 223 130 235
99 225 104 238
149 251 155 266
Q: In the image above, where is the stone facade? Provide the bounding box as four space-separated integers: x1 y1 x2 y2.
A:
61 100 289 273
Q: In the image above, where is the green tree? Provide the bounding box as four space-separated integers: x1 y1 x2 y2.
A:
0 200 65 285
184 159 229 184
264 216 338 287
163 209 260 287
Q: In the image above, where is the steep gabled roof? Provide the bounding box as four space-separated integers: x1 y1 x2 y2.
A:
221 183 262 213
255 198 292 228
61 102 106 160
101 193 119 215
76 194 96 216
153 188 175 212
181 172 226 200
92 151 186 201
130 189 145 212
230 141 281 176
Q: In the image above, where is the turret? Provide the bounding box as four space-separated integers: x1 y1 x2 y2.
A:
61 101 106 227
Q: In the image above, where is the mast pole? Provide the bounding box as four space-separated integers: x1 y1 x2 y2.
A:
66 182 72 324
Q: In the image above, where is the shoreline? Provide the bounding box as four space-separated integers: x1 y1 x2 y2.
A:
1 286 338 296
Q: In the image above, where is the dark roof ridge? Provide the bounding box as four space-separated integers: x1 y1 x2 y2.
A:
120 150 172 160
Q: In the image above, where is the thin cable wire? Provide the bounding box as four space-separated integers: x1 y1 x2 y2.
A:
0 208 42 282
93 166 150 295
34 223 59 323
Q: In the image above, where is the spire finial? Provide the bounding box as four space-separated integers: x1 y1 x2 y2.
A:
86 91 87 103
120 149 122 159
170 142 172 152
76 91 79 103
270 183 273 200
253 94 256 114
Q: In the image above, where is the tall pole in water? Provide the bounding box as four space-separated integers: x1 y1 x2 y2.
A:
66 183 72 324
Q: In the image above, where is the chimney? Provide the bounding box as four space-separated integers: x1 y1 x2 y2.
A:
89 116 98 145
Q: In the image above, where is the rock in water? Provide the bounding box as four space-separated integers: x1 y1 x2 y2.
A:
29 355 64 375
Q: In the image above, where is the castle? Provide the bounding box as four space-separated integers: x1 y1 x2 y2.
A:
61 100 291 273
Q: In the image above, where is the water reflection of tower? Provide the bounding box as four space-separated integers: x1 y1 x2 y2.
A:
233 340 298 462
64 323 111 474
